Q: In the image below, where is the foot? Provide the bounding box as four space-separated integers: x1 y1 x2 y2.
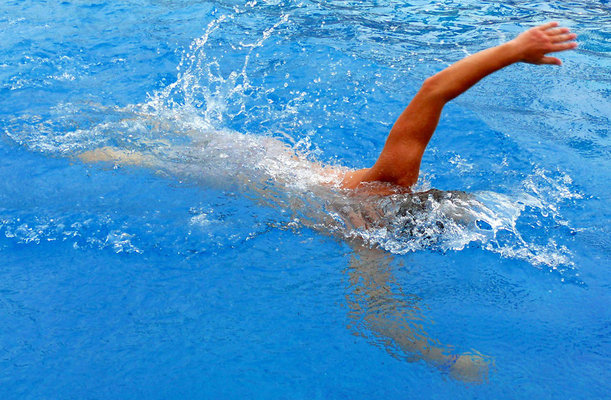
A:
78 146 151 166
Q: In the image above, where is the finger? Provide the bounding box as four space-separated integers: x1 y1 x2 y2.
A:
538 21 559 31
547 27 570 36
540 56 562 65
551 42 578 52
551 33 577 43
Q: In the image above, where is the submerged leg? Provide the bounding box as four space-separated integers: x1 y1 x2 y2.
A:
78 146 157 167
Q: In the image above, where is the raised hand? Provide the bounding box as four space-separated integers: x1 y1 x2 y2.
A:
344 22 578 191
510 21 578 66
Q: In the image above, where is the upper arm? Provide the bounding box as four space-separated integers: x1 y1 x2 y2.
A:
364 79 447 187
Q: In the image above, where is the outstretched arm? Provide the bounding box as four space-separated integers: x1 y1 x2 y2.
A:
342 22 577 190
345 245 492 382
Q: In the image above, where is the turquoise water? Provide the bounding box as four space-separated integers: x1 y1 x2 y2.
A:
1 0 610 398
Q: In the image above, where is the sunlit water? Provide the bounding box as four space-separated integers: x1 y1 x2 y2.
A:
1 1 609 399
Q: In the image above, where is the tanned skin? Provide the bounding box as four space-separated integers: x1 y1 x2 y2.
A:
341 22 578 191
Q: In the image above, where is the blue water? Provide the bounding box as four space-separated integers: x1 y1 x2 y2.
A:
1 0 610 398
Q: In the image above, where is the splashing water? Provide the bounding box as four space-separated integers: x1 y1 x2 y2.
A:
2 10 585 280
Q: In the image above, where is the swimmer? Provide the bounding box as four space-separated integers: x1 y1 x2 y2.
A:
81 22 578 193
76 22 578 383
341 22 578 193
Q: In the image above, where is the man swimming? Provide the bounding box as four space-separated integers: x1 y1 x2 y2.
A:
341 22 577 193
77 22 578 382
81 22 577 195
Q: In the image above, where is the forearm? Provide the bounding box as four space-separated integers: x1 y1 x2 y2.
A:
427 22 577 103
356 22 576 190
426 41 521 102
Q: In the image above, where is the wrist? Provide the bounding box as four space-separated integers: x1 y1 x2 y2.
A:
501 40 524 64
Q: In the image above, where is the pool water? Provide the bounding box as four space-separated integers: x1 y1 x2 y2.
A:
1 0 609 398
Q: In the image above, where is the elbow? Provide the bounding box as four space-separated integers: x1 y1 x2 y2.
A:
421 73 464 103
420 75 447 102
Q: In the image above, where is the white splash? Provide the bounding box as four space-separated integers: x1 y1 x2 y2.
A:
1 13 582 276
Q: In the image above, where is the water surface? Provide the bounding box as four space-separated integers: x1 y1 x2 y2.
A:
1 1 609 398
